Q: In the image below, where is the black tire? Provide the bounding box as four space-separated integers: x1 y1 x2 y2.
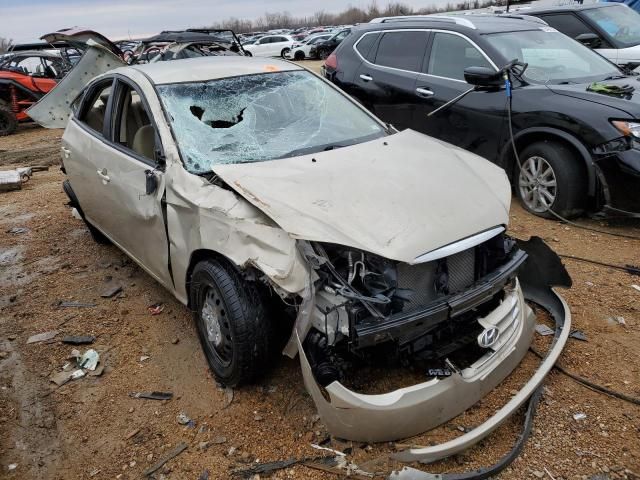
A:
294 51 305 61
280 48 291 58
515 140 587 219
0 105 17 137
62 179 110 244
244 51 252 57
318 48 330 60
190 259 272 387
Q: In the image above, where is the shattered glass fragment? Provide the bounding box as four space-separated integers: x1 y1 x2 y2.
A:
156 71 385 173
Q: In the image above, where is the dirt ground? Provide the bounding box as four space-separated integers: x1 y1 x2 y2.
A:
1 93 640 479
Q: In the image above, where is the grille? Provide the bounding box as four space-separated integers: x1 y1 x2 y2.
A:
447 248 476 293
396 248 476 313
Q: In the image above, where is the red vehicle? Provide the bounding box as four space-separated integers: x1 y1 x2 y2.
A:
0 51 68 136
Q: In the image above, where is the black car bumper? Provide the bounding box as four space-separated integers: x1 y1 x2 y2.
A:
595 149 640 217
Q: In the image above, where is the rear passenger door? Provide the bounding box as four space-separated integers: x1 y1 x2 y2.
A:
353 30 430 131
415 31 505 161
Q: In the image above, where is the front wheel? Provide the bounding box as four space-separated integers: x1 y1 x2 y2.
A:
190 259 272 387
294 51 305 61
244 51 252 57
516 140 587 219
318 48 330 60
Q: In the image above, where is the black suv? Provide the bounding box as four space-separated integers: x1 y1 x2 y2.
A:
310 28 351 60
324 15 640 218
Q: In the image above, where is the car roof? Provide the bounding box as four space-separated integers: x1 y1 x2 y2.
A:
126 56 303 84
361 14 547 34
526 2 622 14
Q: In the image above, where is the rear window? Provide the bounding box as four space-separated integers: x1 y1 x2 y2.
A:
355 33 380 61
374 31 429 72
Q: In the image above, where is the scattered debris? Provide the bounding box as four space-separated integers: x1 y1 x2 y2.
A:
88 468 101 477
89 364 105 376
176 411 193 426
143 442 187 477
544 466 557 480
129 391 173 401
125 429 140 440
232 457 312 478
387 467 433 479
171 337 180 344
101 284 123 298
606 316 626 326
532 471 545 479
7 463 17 472
62 335 96 345
77 349 99 370
147 303 165 315
631 284 640 293
569 330 587 341
57 301 97 308
223 387 234 408
7 227 28 235
140 355 150 362
0 170 23 192
534 324 555 336
26 330 59 344
198 470 210 480
573 412 587 421
211 435 227 444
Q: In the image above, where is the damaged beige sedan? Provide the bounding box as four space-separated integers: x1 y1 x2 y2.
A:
53 56 571 462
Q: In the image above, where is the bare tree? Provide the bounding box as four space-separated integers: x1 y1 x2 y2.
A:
205 0 525 33
0 37 13 53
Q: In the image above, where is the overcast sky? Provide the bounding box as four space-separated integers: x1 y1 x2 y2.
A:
0 0 452 43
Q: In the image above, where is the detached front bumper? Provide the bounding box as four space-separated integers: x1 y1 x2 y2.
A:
596 149 640 217
298 279 571 462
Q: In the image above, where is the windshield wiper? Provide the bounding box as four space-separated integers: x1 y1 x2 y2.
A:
323 144 346 151
602 74 628 81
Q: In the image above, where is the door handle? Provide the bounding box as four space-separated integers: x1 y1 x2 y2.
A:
96 168 110 183
416 87 434 97
359 74 373 82
61 147 71 158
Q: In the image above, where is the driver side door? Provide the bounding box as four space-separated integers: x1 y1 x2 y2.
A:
64 77 172 287
414 32 507 161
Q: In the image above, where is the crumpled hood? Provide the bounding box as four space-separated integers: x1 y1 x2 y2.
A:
211 130 510 263
546 78 640 117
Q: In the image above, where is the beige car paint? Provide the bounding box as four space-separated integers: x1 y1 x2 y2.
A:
35 55 570 457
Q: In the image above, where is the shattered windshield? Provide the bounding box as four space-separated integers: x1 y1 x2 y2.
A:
156 71 386 173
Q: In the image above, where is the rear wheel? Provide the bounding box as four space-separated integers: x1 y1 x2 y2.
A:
0 105 17 137
281 48 291 58
244 51 252 57
190 259 272 387
516 140 587 219
318 48 330 60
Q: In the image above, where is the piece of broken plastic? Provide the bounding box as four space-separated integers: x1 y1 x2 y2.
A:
79 349 99 371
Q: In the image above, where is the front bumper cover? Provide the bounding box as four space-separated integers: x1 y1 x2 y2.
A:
297 237 572 463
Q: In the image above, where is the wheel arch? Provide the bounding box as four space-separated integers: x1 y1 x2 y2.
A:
499 127 596 196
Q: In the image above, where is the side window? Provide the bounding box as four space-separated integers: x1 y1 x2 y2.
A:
355 33 380 62
113 82 156 162
374 31 429 72
79 82 112 134
428 33 493 81
334 30 350 42
10 56 41 75
539 13 594 39
258 37 270 44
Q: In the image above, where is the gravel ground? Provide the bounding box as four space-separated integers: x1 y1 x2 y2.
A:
0 90 639 480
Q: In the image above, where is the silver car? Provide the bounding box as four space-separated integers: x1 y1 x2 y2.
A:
52 55 571 462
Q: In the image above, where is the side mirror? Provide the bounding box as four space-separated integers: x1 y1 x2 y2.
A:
464 66 503 87
575 33 602 48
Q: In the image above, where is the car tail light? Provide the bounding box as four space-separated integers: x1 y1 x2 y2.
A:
325 52 338 70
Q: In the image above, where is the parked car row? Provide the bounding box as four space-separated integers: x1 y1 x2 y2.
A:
323 13 640 218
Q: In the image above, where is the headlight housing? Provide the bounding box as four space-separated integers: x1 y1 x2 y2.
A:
612 120 640 139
